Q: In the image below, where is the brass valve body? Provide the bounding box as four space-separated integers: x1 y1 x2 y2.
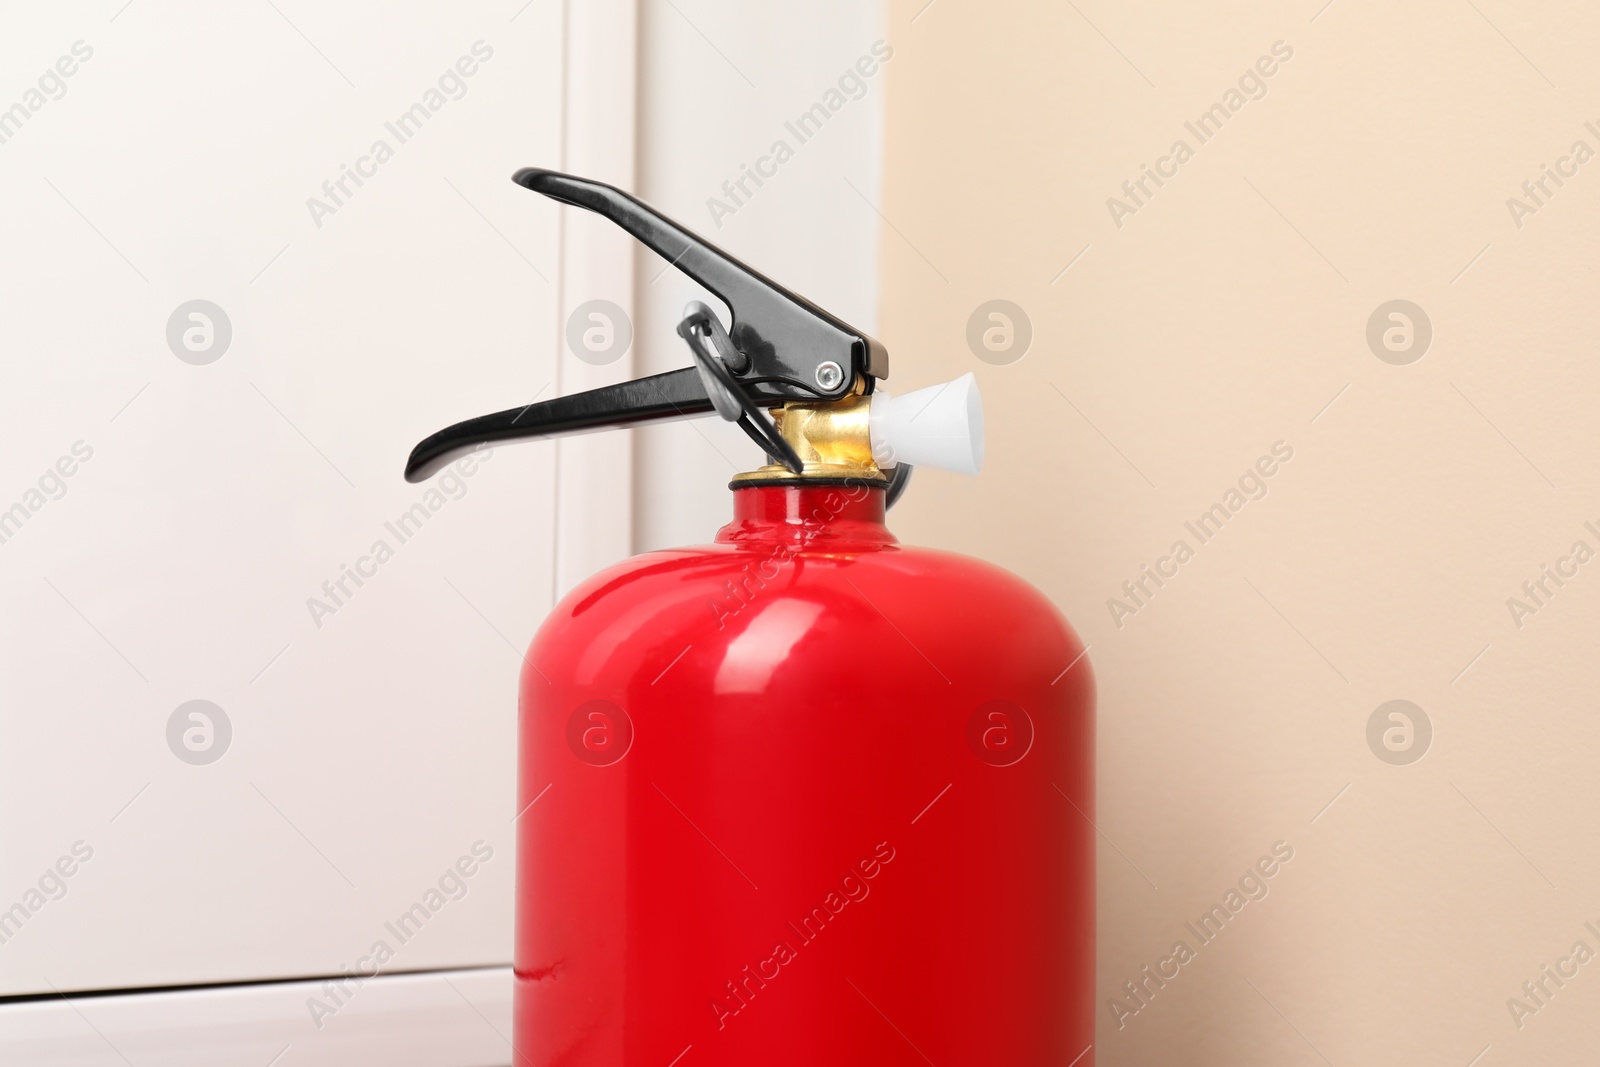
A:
731 390 885 484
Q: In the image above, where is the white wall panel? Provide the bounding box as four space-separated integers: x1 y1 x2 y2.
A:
632 0 888 551
551 0 638 596
0 0 568 996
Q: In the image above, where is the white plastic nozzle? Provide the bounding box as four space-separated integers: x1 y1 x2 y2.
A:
868 372 985 476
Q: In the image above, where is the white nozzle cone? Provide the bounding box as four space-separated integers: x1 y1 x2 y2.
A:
868 372 985 476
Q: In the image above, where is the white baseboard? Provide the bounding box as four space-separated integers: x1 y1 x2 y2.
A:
0 967 514 1067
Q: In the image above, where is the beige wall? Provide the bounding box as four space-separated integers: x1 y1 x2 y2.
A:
881 1 1600 1062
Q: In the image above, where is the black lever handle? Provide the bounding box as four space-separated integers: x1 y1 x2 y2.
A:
514 169 887 400
406 169 890 484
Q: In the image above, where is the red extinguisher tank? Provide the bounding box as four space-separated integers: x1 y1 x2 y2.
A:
515 483 1094 1065
402 169 1096 1065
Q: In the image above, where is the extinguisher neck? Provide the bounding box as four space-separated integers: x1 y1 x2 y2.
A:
717 484 896 548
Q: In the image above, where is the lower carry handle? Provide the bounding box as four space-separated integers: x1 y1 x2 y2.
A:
404 368 717 482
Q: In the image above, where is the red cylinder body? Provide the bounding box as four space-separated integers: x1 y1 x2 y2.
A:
515 484 1094 1065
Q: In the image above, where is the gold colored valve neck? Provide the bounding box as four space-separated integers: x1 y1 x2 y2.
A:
732 387 887 485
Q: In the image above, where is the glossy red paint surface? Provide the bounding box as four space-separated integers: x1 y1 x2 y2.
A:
516 484 1094 1065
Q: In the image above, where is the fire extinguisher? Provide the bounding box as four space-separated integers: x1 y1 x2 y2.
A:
406 170 1094 1066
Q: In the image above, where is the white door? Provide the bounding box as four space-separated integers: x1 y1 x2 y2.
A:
0 0 573 999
